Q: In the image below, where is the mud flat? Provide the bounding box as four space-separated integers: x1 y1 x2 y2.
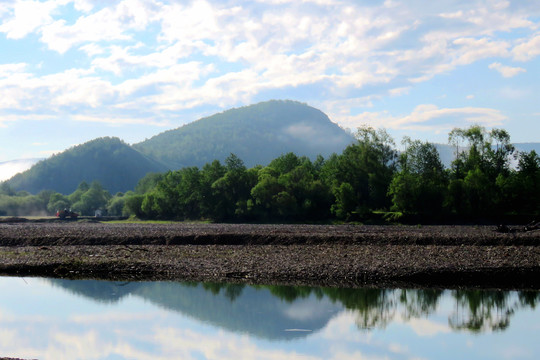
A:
1 221 539 289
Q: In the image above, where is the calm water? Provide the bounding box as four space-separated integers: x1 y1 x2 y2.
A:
0 277 539 360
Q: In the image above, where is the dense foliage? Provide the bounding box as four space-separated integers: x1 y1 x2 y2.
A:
0 180 112 217
128 125 538 223
1 125 538 223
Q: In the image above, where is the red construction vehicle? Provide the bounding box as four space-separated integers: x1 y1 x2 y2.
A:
56 209 79 219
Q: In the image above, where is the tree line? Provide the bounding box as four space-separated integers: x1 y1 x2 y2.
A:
211 283 540 332
1 125 538 222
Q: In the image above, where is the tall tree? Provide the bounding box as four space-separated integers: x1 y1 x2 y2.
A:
389 139 448 216
322 126 397 219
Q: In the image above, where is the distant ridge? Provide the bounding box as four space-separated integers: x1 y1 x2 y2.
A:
133 100 356 169
6 137 167 194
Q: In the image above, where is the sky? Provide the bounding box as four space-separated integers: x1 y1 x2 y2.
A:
0 0 539 163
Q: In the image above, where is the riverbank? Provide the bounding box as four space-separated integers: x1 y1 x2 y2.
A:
1 221 539 289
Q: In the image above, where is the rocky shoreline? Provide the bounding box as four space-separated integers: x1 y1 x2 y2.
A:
1 221 539 289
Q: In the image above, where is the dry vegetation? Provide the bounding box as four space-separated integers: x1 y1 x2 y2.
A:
1 220 539 289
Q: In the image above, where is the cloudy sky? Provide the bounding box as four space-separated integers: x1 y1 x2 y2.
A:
0 0 539 162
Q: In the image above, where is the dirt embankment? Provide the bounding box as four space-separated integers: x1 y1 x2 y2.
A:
1 221 539 289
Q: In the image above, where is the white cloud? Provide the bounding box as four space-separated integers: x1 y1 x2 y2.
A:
0 0 58 39
71 114 169 127
389 87 411 97
333 105 507 132
0 63 27 78
40 0 160 54
452 37 510 66
488 62 526 77
404 318 451 337
0 0 538 138
512 33 540 61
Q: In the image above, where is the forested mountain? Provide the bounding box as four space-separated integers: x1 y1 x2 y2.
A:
6 137 167 194
133 100 355 169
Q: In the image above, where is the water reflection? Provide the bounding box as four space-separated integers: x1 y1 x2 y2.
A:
46 279 540 335
52 279 540 339
0 277 539 360
48 279 342 340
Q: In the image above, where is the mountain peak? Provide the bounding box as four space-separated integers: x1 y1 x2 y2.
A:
134 100 354 169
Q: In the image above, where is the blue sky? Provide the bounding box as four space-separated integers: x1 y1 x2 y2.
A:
0 0 539 162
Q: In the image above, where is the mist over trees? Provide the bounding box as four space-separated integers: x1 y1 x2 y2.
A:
1 125 538 223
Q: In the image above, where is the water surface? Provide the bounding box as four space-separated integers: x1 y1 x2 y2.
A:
0 277 538 359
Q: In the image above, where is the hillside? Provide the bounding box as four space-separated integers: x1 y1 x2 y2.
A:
133 100 355 169
6 137 167 194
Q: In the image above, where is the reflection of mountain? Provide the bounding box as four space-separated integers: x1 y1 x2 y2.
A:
47 279 143 303
135 282 342 340
47 279 540 337
46 279 342 340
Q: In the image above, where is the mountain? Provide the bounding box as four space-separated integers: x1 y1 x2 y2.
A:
134 100 355 169
513 143 540 154
5 137 167 194
0 158 42 182
3 100 354 194
47 279 342 341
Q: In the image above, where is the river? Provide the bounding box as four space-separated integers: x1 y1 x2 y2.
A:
0 277 538 359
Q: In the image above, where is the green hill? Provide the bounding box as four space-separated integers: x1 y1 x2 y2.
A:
6 100 355 194
133 100 355 169
6 137 167 194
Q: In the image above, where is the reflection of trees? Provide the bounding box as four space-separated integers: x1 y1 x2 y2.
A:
518 291 540 309
201 282 246 302
260 286 539 333
449 290 540 332
450 290 513 332
353 290 396 330
400 289 443 320
325 288 397 330
255 286 540 333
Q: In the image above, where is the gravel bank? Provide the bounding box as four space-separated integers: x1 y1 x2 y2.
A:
1 222 539 289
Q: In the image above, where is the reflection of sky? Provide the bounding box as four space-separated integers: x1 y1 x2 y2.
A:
0 277 539 360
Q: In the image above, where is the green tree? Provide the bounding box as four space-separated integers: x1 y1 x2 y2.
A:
389 139 448 216
199 160 227 219
322 126 397 220
106 193 127 216
123 193 146 218
250 154 331 221
210 154 257 221
47 192 71 214
72 181 111 216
